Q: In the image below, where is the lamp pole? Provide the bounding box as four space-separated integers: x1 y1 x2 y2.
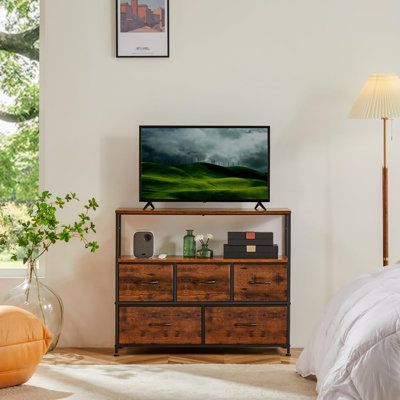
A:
382 117 389 266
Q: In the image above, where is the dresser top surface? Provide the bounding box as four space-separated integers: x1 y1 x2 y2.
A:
115 208 291 216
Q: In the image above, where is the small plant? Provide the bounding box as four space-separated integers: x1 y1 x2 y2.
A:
0 191 99 268
194 233 214 247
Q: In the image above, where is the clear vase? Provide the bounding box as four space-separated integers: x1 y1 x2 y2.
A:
196 244 213 259
3 262 64 352
183 229 196 257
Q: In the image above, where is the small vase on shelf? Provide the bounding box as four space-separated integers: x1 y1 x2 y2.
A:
183 229 196 257
194 233 214 259
196 243 213 259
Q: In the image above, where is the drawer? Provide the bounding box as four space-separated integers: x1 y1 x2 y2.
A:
177 264 230 301
119 307 201 345
205 306 287 345
234 264 287 302
119 264 173 302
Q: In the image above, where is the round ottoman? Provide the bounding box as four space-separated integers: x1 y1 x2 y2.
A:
0 305 52 389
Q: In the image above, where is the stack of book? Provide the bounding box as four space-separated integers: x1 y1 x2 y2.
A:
223 231 278 259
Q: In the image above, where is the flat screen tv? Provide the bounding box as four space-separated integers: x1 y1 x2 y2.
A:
139 126 270 203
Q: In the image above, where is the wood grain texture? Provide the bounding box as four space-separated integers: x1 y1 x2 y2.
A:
205 307 287 345
119 264 173 302
119 307 201 345
116 208 291 216
119 255 288 263
177 264 230 301
43 347 303 365
234 264 287 302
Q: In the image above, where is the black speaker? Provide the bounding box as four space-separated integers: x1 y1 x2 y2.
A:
133 231 154 258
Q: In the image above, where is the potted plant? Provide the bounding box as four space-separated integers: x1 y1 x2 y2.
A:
195 233 214 259
0 191 99 351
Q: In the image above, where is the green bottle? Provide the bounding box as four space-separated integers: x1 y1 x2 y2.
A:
183 230 196 257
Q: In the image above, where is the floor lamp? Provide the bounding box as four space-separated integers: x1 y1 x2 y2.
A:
349 74 400 266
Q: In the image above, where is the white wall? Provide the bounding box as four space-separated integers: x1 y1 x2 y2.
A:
2 0 400 348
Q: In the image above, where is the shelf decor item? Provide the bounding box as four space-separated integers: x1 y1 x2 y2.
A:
0 191 99 351
183 229 196 257
116 0 169 58
349 74 400 266
195 233 214 259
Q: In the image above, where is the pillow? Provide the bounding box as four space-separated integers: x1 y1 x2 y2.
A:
0 305 52 389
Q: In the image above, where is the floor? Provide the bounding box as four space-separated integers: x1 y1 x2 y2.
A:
43 347 302 365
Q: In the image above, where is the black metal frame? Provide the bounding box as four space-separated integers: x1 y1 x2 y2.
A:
114 210 291 356
116 0 170 58
138 126 271 204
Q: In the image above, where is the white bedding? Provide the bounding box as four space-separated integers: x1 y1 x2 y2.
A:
296 263 400 400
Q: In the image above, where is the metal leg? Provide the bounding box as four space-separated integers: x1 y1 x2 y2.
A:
285 347 291 357
114 346 120 357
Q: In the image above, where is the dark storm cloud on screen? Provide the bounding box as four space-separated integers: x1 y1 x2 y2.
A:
141 127 269 173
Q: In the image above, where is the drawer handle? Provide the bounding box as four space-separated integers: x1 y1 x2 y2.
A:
148 323 172 327
193 280 217 285
234 323 257 327
248 280 272 285
142 280 159 285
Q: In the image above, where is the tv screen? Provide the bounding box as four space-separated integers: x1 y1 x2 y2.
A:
139 126 270 202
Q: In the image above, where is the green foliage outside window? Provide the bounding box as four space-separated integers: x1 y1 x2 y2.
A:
0 0 39 266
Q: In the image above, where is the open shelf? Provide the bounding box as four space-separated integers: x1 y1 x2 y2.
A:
118 255 289 263
116 208 291 216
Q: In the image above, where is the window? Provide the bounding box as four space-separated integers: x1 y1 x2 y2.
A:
0 0 39 274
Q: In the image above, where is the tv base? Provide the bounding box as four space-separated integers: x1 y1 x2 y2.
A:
143 202 155 211
255 202 267 211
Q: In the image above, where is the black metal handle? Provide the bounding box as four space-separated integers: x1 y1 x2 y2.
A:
234 323 257 327
193 280 217 285
248 280 272 285
142 280 159 285
148 322 172 327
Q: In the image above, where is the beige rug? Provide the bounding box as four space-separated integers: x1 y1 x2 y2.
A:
1 364 316 400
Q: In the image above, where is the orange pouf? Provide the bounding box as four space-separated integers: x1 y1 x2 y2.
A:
0 305 52 389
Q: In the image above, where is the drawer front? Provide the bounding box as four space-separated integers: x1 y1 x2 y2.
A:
119 307 201 345
177 264 230 302
234 264 287 302
205 306 287 345
119 264 173 302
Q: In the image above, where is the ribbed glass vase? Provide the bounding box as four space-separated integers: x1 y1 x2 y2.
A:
183 229 196 257
3 262 64 352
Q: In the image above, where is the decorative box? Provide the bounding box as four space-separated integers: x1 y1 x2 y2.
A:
227 231 273 246
223 244 279 259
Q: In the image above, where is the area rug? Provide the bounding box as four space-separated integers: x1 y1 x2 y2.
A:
1 364 316 400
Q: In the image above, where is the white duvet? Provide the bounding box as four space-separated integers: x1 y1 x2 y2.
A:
296 263 400 400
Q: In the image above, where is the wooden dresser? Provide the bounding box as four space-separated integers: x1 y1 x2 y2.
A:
114 208 291 356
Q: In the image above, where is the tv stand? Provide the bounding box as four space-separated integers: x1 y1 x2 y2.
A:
255 202 267 211
114 208 292 356
143 202 155 211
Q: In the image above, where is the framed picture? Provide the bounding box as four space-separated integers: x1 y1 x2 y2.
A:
116 0 169 58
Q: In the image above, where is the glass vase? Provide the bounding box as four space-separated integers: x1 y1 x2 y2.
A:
196 244 213 259
183 229 196 257
3 262 64 352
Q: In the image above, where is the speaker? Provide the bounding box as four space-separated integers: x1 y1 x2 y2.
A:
133 231 154 258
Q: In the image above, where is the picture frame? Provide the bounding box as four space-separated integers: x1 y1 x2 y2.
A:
116 0 169 58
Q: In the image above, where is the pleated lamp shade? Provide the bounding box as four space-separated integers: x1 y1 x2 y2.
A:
349 74 400 119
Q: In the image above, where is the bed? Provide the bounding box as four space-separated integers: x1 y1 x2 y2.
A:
296 263 400 400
